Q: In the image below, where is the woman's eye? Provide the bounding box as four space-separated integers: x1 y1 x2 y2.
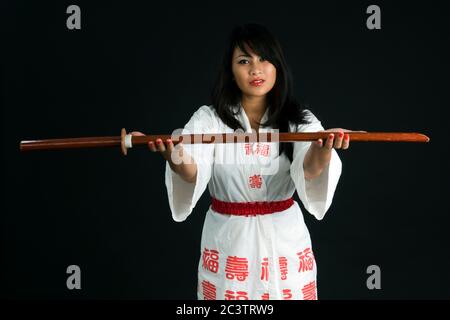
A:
237 57 266 64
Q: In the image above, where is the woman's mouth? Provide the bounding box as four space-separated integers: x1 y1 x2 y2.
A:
249 79 265 87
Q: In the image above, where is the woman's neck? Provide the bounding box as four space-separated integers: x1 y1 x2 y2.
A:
240 95 267 131
241 95 267 117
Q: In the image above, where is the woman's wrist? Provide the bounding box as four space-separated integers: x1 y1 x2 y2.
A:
169 159 198 184
303 144 331 180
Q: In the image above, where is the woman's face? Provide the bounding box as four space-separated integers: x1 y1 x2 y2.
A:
231 45 277 99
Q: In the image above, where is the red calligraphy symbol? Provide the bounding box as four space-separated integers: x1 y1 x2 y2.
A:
261 257 269 281
260 144 270 157
255 143 261 155
261 293 270 300
243 143 270 157
202 248 219 273
283 288 293 300
302 281 317 300
225 256 249 281
279 256 288 280
297 248 314 273
249 174 262 189
225 290 248 300
244 143 252 155
201 280 216 300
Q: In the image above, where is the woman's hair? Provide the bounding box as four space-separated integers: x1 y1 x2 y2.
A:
210 23 312 162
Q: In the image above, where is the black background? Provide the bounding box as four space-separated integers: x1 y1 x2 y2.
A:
2 0 449 299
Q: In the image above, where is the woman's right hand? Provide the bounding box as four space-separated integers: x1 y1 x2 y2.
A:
130 131 176 162
130 131 197 183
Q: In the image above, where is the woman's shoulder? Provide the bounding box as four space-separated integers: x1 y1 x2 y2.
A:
288 108 322 132
190 105 218 121
194 104 216 115
187 104 220 129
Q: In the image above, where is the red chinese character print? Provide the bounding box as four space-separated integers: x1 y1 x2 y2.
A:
202 248 219 273
244 143 252 155
255 143 261 155
225 290 249 300
261 257 269 281
243 143 270 157
249 174 262 189
225 256 249 281
279 256 288 280
260 144 270 157
297 248 314 273
302 281 317 300
201 280 216 300
283 289 293 300
261 293 270 300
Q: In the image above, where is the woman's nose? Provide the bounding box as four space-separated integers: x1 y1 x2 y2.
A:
250 66 262 75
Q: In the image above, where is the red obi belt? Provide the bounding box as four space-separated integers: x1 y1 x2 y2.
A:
211 197 294 216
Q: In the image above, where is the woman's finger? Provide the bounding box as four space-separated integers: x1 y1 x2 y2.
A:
156 139 166 152
342 133 350 149
325 133 334 150
165 139 174 154
162 139 174 161
322 128 367 133
334 131 344 149
315 139 323 148
148 141 157 152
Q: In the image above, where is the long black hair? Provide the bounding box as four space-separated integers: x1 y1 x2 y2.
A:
210 23 312 162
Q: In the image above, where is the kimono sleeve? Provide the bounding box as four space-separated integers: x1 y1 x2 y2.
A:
289 109 342 220
165 105 216 222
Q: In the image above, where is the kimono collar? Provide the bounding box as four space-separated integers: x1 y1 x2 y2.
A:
235 102 270 133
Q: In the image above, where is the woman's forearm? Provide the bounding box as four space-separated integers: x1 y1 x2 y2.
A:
168 152 198 184
303 144 331 181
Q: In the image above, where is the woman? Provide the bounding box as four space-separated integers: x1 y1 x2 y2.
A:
133 23 357 300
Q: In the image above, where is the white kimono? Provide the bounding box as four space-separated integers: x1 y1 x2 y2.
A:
165 104 342 300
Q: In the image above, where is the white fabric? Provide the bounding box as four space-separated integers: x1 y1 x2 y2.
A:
125 134 133 149
165 104 342 300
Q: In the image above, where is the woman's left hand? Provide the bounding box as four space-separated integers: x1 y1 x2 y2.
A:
313 128 367 151
303 128 367 180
